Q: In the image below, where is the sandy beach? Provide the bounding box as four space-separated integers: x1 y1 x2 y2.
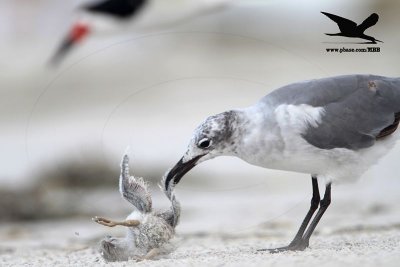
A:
1 173 400 266
2 229 400 267
1 0 400 266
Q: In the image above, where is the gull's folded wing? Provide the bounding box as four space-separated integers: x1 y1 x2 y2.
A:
301 77 400 150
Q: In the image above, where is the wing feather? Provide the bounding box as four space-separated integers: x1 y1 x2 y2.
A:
83 0 147 19
156 170 181 228
119 155 152 213
301 77 400 150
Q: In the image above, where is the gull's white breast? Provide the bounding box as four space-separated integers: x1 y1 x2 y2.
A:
237 104 399 183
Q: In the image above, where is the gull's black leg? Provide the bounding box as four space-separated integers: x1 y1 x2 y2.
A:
287 177 320 246
259 177 331 253
299 182 331 247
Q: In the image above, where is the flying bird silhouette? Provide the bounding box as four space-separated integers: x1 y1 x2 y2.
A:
321 12 383 44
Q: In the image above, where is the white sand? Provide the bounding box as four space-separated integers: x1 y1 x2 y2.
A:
1 176 400 267
1 223 399 267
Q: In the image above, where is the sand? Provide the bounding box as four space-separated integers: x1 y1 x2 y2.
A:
1 178 400 267
1 222 399 267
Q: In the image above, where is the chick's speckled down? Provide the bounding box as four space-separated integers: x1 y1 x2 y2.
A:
93 154 180 262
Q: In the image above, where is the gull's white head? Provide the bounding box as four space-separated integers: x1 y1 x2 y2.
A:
164 110 240 190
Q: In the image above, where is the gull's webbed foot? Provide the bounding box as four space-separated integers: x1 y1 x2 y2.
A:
258 179 332 253
258 240 309 253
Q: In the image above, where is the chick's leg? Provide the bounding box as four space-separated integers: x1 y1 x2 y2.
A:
136 248 162 262
93 216 140 227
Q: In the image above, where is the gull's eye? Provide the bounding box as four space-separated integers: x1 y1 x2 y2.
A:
198 138 211 149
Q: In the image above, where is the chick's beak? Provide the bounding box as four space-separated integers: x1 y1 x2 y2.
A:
164 154 204 191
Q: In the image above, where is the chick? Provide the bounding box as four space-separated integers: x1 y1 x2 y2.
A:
93 154 180 262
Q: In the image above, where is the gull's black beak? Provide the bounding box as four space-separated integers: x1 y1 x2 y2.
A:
165 155 204 191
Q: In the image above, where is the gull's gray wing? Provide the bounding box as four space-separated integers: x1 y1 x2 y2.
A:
260 75 373 108
261 75 400 150
301 76 400 150
119 155 152 213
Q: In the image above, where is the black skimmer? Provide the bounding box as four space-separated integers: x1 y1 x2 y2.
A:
50 0 233 66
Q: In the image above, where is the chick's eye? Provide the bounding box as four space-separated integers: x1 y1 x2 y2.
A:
198 138 211 148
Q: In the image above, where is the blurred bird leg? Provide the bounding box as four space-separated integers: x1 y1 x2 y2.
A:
136 248 162 262
93 216 140 227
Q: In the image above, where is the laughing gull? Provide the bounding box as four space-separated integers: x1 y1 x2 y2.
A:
50 0 233 65
322 12 383 44
164 74 400 252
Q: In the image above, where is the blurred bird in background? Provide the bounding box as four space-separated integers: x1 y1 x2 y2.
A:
49 0 235 66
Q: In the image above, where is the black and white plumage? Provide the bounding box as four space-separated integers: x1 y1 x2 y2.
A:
83 0 147 19
164 74 400 252
50 0 234 65
93 154 180 262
